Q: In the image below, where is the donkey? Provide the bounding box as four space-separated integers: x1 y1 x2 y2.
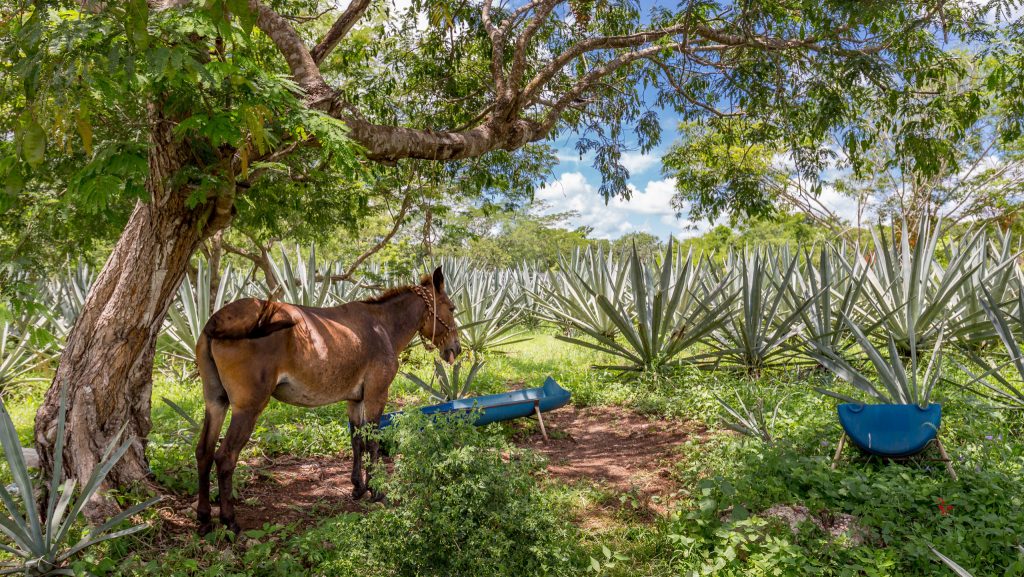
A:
193 267 461 535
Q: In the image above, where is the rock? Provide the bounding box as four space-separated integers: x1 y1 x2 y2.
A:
760 503 866 546
22 447 39 469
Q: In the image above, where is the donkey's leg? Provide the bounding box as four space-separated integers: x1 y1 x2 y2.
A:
196 402 228 535
360 386 390 503
347 401 368 500
214 407 261 534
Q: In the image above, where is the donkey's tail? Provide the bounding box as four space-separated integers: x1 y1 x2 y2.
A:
201 298 297 340
195 332 228 406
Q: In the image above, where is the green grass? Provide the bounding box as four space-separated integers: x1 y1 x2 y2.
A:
3 327 1024 576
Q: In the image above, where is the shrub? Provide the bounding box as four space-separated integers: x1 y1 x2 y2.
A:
368 411 569 576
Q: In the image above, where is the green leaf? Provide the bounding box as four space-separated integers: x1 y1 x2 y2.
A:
21 118 46 169
227 0 256 34
76 110 93 156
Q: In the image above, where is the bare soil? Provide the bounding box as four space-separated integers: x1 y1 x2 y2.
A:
157 455 366 537
512 405 706 524
155 405 704 535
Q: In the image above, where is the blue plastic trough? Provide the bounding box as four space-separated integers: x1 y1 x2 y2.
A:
837 403 942 458
378 376 572 429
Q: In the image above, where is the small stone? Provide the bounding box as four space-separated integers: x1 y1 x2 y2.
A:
22 447 39 469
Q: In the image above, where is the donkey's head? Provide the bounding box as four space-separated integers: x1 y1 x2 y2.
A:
417 266 462 364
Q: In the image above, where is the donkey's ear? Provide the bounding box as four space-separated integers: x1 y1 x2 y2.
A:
432 266 445 291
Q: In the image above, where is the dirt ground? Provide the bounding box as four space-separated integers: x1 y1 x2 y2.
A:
514 405 706 524
156 404 705 535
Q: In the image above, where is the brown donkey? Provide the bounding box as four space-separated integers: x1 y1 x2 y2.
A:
194 267 461 535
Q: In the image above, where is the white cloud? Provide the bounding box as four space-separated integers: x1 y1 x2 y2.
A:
817 183 861 224
620 151 661 175
534 172 708 240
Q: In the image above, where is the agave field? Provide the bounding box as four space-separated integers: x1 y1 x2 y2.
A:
5 219 1024 404
3 221 1024 576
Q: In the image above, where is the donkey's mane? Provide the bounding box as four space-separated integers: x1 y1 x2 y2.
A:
361 275 432 304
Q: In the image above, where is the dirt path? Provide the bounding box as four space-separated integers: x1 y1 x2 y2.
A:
156 405 704 535
513 405 706 521
157 455 364 536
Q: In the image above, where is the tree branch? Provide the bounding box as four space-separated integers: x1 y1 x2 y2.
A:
507 0 561 93
331 190 416 282
249 0 331 101
310 0 372 64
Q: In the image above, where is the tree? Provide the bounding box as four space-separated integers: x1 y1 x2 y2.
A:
0 0 981 501
611 231 662 261
664 7 1024 230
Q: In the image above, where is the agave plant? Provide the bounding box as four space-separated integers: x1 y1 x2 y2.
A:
810 314 945 406
537 247 630 339
0 387 159 576
450 270 529 354
161 259 241 363
795 244 868 360
858 219 988 354
715 385 791 446
0 319 48 393
509 263 549 327
949 229 1019 351
403 358 485 402
955 287 1024 409
265 244 334 307
45 261 94 340
555 238 736 373
698 248 819 377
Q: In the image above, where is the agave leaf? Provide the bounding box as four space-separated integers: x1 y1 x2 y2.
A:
928 546 975 577
0 395 41 554
45 385 69 550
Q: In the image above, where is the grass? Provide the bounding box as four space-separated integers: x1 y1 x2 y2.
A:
3 327 1024 576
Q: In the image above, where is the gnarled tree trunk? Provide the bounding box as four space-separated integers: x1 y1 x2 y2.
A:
33 104 232 514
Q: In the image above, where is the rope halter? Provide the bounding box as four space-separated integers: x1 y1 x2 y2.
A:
410 284 455 350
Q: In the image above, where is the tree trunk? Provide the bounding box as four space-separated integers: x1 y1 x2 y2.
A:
33 104 232 516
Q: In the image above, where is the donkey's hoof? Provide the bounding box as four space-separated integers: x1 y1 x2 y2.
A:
370 492 388 504
198 522 214 536
352 486 368 501
220 518 242 535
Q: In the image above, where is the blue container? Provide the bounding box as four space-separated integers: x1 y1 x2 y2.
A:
377 376 572 429
837 403 942 458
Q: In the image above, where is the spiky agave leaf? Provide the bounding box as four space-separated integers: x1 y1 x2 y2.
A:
796 243 868 360
161 259 241 364
715 387 789 446
451 270 530 354
555 238 737 373
697 248 822 376
810 313 946 406
0 319 49 393
403 358 486 402
858 219 988 353
536 247 630 338
44 261 94 341
266 244 334 307
928 546 976 577
955 286 1024 409
0 386 159 576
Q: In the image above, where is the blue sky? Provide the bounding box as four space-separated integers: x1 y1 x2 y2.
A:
531 121 716 240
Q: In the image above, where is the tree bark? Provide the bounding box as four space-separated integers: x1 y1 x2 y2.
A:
33 104 232 515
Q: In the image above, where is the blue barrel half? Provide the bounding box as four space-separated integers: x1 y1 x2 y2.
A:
837 403 941 458
377 376 571 429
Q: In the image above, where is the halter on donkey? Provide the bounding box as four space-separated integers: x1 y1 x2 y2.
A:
193 267 461 535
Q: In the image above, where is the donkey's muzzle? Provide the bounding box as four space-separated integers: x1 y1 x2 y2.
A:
443 343 462 364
